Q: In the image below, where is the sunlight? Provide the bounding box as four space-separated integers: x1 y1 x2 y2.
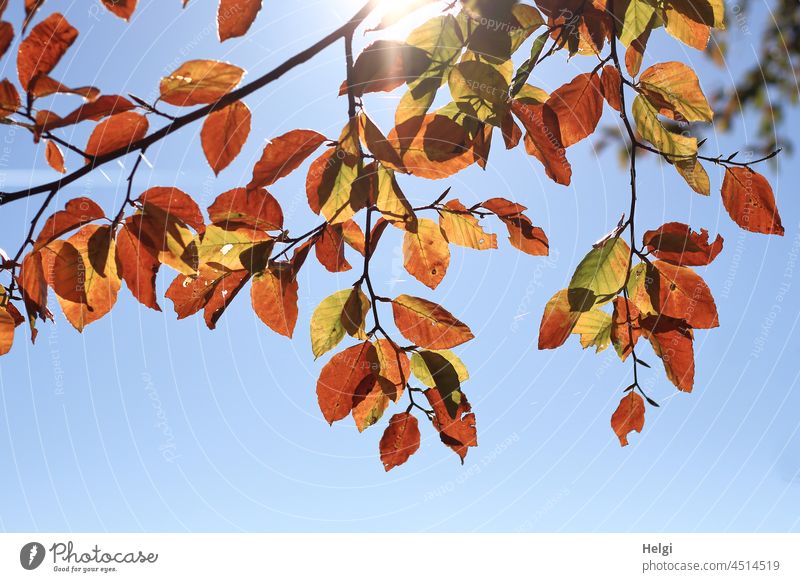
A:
348 0 449 40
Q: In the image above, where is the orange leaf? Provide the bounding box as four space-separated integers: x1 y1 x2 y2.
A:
544 72 603 147
248 129 327 189
610 297 641 361
44 140 65 173
611 392 645 446
600 65 622 111
373 339 410 402
207 187 283 231
642 222 723 266
251 264 298 337
200 100 251 175
204 269 250 329
316 342 378 425
115 219 161 311
218 0 262 41
40 241 87 306
315 224 351 273
424 388 477 463
18 251 50 325
0 78 20 117
50 225 120 331
538 289 580 350
648 261 719 329
721 167 784 235
391 294 473 349
101 0 137 20
85 112 148 158
403 218 449 289
138 186 205 234
160 60 244 106
37 94 135 133
642 315 695 392
34 197 105 251
511 100 572 185
379 412 421 471
17 13 77 91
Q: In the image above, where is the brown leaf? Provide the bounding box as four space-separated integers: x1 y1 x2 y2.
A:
403 218 449 289
341 40 422 97
544 72 603 147
115 218 161 311
85 112 148 158
642 222 724 266
721 167 784 235
101 0 137 20
218 0 262 41
204 269 250 329
251 264 298 337
248 129 327 189
17 13 77 91
611 392 645 446
160 59 244 106
34 197 105 251
207 187 282 231
316 342 378 425
44 140 65 173
647 260 719 329
200 100 251 175
424 387 477 463
391 294 473 349
379 412 421 471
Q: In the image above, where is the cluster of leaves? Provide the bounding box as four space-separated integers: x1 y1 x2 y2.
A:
0 0 786 470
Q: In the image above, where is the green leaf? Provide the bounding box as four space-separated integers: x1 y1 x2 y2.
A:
632 95 698 159
310 288 370 358
415 350 462 419
410 349 469 387
568 236 631 312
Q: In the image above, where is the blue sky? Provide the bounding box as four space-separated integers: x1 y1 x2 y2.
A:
0 1 798 532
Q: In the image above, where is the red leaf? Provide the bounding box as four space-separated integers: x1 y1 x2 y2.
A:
218 0 262 42
721 167 784 235
85 112 148 158
379 412 421 471
316 342 378 425
200 100 251 175
611 392 645 446
37 95 136 133
0 21 13 62
17 13 77 91
642 222 723 266
248 129 327 189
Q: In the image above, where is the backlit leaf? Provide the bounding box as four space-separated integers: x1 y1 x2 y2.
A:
646 260 719 329
200 100 251 175
34 197 105 251
160 60 244 106
568 236 630 312
17 13 77 91
379 412 420 471
721 167 784 235
218 0 262 41
392 294 473 349
438 199 497 251
248 129 327 189
85 112 149 158
611 392 645 446
316 342 378 424
403 217 450 289
425 387 477 462
642 222 723 266
639 62 713 123
310 288 370 359
251 264 298 337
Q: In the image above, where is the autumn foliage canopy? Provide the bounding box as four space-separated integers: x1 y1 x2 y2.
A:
0 0 784 471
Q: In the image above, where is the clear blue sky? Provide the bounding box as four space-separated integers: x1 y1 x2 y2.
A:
0 1 798 532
